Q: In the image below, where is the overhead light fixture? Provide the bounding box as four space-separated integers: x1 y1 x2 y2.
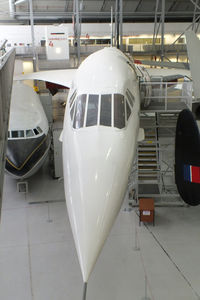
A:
15 0 27 5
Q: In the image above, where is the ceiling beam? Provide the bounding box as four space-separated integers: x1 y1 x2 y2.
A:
190 0 200 10
134 0 143 12
100 0 107 11
168 0 177 12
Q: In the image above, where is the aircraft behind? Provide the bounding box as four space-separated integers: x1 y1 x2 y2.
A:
6 82 50 179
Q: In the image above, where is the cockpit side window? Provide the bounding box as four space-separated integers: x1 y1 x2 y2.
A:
8 127 44 139
86 94 99 127
114 94 125 129
69 90 77 108
26 129 34 137
73 94 87 129
36 126 42 134
11 130 24 138
70 101 76 121
33 128 39 135
100 94 112 126
126 89 135 107
126 100 131 121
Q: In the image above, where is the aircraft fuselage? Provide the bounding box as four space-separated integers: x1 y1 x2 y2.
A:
62 47 141 281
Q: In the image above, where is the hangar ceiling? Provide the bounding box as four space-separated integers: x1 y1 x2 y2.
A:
0 0 199 24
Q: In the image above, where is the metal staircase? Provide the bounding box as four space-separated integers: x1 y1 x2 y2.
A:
136 111 187 204
128 80 193 205
137 114 161 198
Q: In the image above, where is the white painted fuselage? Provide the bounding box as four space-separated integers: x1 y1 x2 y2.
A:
6 82 50 179
62 48 141 281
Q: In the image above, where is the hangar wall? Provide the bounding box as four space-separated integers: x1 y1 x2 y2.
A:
0 23 199 47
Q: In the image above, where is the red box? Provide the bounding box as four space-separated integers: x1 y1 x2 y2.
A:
139 198 155 225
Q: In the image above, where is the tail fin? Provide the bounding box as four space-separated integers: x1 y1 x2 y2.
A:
185 31 200 100
175 109 200 206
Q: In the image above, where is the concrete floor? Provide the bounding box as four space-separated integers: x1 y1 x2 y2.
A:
1 162 200 300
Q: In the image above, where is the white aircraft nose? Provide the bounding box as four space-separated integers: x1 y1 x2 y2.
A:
63 127 135 282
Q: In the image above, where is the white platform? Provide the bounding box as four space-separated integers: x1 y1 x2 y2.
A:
1 162 200 300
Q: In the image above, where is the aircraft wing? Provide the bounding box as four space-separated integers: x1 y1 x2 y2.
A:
146 68 191 81
14 69 77 88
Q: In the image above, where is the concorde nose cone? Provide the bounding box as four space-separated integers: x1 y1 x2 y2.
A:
63 129 131 282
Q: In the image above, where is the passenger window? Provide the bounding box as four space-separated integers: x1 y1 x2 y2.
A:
86 94 99 127
126 100 131 121
73 94 87 129
26 129 34 137
114 94 125 129
100 94 112 126
8 131 10 138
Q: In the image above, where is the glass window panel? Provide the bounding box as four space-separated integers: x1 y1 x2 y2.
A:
8 131 10 138
69 90 77 107
11 131 18 138
114 94 125 129
11 130 24 138
70 102 75 121
86 94 99 127
126 100 131 121
26 129 34 137
126 90 135 107
73 94 87 129
36 126 42 133
126 91 133 107
18 130 24 137
100 94 112 126
33 128 39 135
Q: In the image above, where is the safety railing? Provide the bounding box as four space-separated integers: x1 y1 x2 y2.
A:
140 81 193 112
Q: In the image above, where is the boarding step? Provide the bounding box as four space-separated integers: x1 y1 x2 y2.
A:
138 184 160 196
139 166 159 170
138 161 157 166
138 152 157 156
138 179 159 184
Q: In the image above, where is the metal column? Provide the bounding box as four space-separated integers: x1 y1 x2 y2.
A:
119 0 123 50
28 0 37 72
115 0 123 50
191 0 200 33
73 0 81 66
161 0 165 62
152 0 160 50
111 6 114 46
115 0 119 48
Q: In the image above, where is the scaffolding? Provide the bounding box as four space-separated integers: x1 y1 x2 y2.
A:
130 80 193 206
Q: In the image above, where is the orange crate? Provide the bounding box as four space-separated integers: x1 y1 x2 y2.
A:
139 198 155 226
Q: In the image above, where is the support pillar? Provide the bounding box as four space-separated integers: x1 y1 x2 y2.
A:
73 0 81 66
28 0 37 73
161 0 165 62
